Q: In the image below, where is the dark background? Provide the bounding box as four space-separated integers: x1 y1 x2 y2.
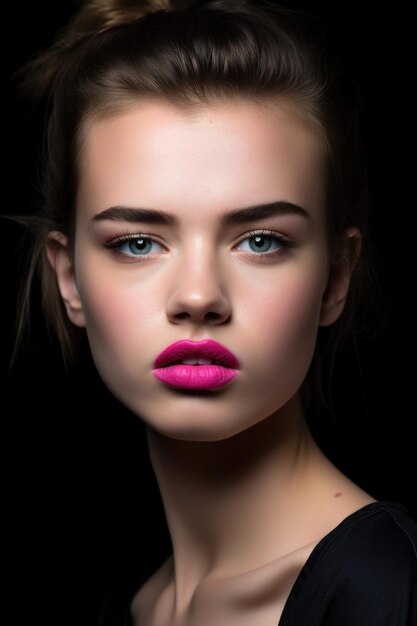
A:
2 2 415 624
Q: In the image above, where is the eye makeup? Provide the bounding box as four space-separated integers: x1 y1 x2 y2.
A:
101 228 296 264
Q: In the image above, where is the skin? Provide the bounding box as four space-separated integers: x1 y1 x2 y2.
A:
46 99 376 625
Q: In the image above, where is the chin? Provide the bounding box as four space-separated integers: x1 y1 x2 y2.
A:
156 430 236 443
139 406 259 443
148 418 250 443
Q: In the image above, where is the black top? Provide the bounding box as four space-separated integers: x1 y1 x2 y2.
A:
96 500 417 625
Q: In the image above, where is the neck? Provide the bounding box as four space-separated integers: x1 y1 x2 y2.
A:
145 393 337 591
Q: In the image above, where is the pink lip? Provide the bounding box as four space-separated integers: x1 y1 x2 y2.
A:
152 339 240 390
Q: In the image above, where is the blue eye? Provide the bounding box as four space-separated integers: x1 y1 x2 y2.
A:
104 229 293 262
237 232 287 254
116 236 163 256
240 233 280 254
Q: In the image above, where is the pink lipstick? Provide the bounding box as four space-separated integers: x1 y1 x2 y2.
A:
152 339 240 390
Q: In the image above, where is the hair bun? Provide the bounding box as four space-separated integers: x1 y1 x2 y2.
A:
12 0 185 107
73 0 175 35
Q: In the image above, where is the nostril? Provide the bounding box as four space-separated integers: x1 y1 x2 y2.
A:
205 312 220 320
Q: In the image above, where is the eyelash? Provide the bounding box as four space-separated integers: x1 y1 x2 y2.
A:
103 229 295 263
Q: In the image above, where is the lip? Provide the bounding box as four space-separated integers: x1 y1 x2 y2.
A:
153 339 240 369
152 339 240 390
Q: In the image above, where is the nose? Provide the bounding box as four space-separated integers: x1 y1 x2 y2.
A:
165 251 232 325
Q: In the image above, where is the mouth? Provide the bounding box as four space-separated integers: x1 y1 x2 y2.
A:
153 338 240 370
152 339 240 389
167 358 224 366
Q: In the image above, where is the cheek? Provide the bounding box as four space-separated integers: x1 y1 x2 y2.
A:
248 263 325 373
75 265 158 369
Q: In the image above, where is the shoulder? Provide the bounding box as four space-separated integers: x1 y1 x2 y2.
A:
95 556 173 625
320 502 417 625
130 556 173 622
334 501 417 573
283 501 417 625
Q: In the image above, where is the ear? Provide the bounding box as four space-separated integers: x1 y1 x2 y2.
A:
45 230 86 327
319 226 362 327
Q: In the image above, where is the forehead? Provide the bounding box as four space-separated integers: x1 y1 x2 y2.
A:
76 99 326 224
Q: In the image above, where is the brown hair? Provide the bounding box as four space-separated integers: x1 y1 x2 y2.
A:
4 0 385 419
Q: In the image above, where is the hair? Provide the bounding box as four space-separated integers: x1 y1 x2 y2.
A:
5 0 385 421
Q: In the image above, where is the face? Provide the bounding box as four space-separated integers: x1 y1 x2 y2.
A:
48 99 356 441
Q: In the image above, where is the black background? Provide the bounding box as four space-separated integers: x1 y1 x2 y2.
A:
2 2 415 624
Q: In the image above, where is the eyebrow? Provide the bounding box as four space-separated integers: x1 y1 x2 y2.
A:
91 200 310 227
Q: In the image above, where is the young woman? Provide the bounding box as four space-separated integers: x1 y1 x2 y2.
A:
7 1 417 624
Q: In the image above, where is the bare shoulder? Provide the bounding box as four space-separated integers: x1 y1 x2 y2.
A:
325 478 378 525
334 484 377 514
130 555 173 619
305 465 379 543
